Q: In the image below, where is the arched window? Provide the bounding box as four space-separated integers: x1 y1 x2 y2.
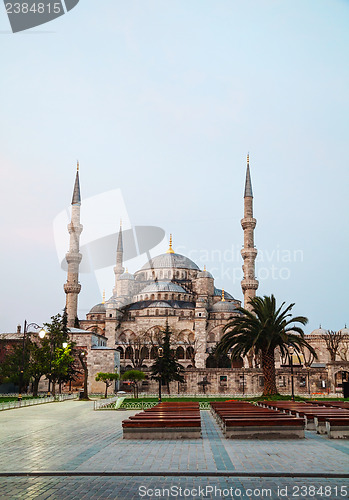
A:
145 294 148 300
150 346 157 359
164 294 168 300
176 346 185 359
116 346 124 359
151 294 155 300
171 294 175 300
141 346 149 359
186 346 194 360
157 294 161 300
125 346 133 359
156 309 159 316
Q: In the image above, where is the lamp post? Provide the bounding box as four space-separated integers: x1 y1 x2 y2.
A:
289 345 295 401
158 346 163 402
242 367 245 396
18 321 46 401
78 350 89 399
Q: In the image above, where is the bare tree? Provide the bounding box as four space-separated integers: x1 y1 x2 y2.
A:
321 330 345 362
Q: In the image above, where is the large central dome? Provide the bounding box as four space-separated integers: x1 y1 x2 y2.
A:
140 252 199 271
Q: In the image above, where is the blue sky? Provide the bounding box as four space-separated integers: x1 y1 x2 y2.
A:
0 0 348 332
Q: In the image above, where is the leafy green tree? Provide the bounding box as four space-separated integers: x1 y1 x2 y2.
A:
216 295 317 396
43 314 73 396
121 370 145 398
95 372 119 398
150 322 184 395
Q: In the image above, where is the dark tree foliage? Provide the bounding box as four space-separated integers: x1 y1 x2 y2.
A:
150 322 184 395
216 295 317 396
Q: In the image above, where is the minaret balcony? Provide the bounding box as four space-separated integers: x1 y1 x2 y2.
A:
64 283 81 294
241 248 257 259
241 279 259 291
65 253 82 264
240 218 256 230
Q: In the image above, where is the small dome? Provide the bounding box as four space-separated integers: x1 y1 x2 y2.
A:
310 327 328 336
339 326 349 335
210 301 237 313
119 271 135 280
140 281 187 294
89 303 106 314
140 253 199 271
197 270 213 279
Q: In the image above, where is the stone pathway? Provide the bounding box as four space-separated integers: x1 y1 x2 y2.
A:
0 401 348 499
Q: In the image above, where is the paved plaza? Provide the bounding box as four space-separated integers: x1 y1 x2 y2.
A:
0 400 348 499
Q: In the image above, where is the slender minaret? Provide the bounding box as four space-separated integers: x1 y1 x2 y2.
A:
64 162 83 327
113 221 124 295
241 154 258 311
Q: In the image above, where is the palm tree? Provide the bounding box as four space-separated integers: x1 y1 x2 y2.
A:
216 295 317 396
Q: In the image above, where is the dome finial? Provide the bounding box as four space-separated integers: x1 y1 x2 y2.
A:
120 218 122 228
247 153 249 165
222 288 225 302
126 267 128 273
77 160 79 171
166 234 174 254
204 265 206 271
102 289 105 304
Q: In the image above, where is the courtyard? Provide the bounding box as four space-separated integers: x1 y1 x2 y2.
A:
0 400 348 499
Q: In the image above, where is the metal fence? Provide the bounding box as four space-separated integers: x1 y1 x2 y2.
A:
0 393 77 411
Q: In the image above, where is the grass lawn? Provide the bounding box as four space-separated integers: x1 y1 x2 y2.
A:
0 396 35 403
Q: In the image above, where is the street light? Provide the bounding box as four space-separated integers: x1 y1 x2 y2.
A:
158 347 163 402
18 321 46 401
289 345 295 401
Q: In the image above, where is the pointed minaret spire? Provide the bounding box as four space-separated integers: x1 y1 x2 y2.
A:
244 153 253 198
64 163 83 327
71 162 81 205
102 290 105 304
166 234 175 254
241 154 258 311
113 221 125 295
222 289 225 302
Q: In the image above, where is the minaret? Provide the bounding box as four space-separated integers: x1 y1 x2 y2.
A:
113 221 124 295
64 162 83 327
241 154 258 311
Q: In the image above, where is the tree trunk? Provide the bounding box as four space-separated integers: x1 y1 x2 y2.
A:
33 377 40 398
51 379 56 396
261 348 278 396
167 382 170 395
104 383 108 399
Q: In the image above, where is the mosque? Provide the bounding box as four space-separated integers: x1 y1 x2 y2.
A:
64 156 257 371
59 157 349 394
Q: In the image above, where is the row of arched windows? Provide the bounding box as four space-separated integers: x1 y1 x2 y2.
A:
116 345 194 361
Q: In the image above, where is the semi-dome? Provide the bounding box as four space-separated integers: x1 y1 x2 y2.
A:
214 287 234 300
89 303 106 314
210 301 237 313
140 253 199 271
140 281 187 294
147 301 172 308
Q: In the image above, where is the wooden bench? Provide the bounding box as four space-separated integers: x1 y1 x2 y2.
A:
325 418 349 439
122 402 201 439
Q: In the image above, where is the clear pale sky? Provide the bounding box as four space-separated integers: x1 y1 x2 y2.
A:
0 0 348 333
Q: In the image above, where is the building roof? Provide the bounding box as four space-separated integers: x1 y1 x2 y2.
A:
119 271 135 280
214 287 234 300
140 281 187 294
210 301 237 313
0 333 23 341
88 303 106 314
140 253 199 271
127 300 195 311
197 270 213 279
